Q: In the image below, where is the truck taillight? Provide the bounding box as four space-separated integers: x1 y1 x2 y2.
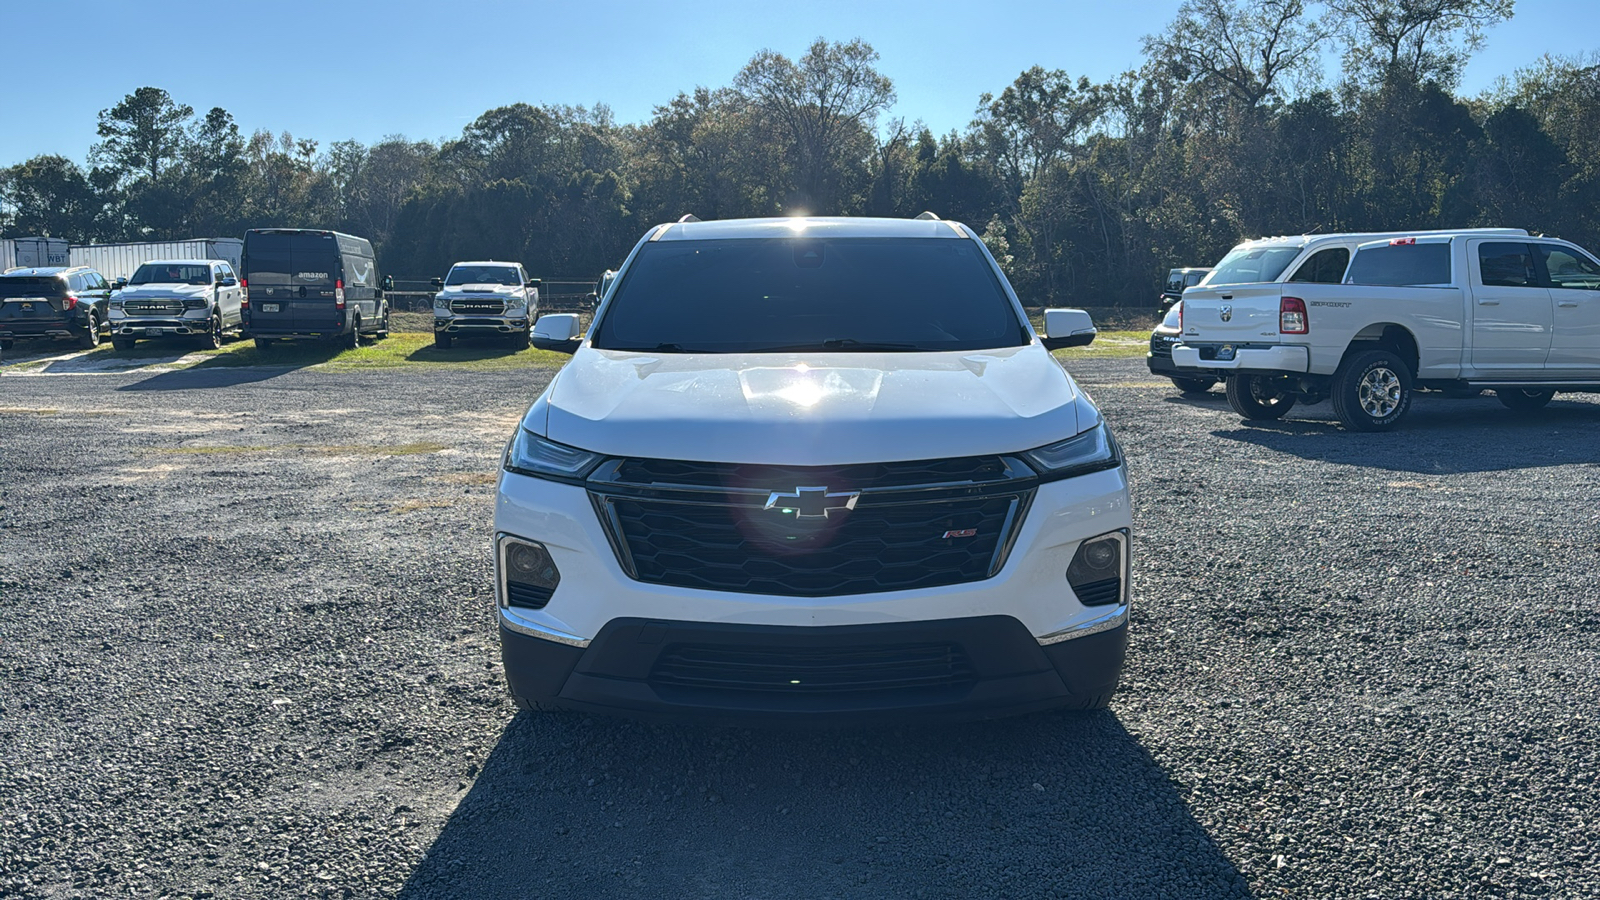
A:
1280 297 1308 334
335 279 345 309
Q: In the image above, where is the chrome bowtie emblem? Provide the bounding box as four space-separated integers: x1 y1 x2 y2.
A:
764 486 861 519
1219 305 1233 322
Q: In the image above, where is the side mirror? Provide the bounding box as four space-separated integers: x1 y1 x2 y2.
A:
527 277 543 288
1040 308 1097 350
587 291 600 309
220 277 238 287
380 275 394 292
114 277 128 289
431 277 444 288
531 313 582 354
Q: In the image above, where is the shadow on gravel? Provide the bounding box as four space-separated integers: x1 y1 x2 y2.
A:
1211 396 1600 473
398 711 1251 900
116 345 338 391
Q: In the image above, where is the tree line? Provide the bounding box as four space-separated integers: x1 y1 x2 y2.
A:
3 0 1597 306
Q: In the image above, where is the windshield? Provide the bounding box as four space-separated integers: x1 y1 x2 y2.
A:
1203 246 1303 286
446 265 522 286
129 264 211 286
0 276 64 299
591 237 1029 353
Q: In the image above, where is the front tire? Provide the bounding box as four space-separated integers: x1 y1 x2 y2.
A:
1331 349 1413 432
1496 388 1555 411
1226 375 1297 420
254 338 276 352
344 318 360 350
76 313 101 349
434 333 453 350
112 338 136 352
510 328 531 350
198 313 223 350
1170 375 1217 394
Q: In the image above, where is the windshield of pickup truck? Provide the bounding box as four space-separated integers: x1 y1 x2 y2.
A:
446 266 522 286
591 237 1030 353
1204 246 1302 286
129 264 211 286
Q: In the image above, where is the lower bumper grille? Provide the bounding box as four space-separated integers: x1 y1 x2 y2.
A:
650 642 976 694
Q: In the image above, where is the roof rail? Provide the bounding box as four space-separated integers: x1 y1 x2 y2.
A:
914 211 940 221
678 214 701 223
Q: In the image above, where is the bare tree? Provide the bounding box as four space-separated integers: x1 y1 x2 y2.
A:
1332 0 1514 87
1143 0 1334 108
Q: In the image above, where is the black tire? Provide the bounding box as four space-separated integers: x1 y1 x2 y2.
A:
111 338 136 352
198 313 223 350
434 333 453 350
1331 349 1413 432
510 328 531 350
0 339 12 351
376 303 390 339
1226 375 1297 420
254 338 276 351
1496 388 1555 411
76 313 101 349
344 318 360 350
1170 376 1217 394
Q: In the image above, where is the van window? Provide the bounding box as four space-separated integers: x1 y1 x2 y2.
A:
1537 245 1600 290
1205 246 1303 286
1476 243 1537 288
1288 248 1350 284
1346 243 1452 286
245 232 337 285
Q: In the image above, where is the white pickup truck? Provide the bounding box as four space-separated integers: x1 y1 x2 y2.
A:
1173 231 1600 430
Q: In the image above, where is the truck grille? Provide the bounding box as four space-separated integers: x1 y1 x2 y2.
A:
449 298 506 315
650 642 976 694
122 300 185 317
1149 333 1176 359
589 456 1036 597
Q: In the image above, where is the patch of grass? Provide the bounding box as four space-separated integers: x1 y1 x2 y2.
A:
1051 330 1150 359
184 332 572 372
438 472 498 485
163 441 449 456
390 499 458 514
0 407 59 415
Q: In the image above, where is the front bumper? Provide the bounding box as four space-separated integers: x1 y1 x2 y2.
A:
435 314 529 334
1171 343 1309 373
111 316 208 337
501 614 1127 724
1147 331 1213 378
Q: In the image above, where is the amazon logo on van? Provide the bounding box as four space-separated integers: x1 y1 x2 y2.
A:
296 272 330 281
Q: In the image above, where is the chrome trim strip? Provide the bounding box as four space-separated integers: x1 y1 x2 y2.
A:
1035 604 1129 645
497 607 590 647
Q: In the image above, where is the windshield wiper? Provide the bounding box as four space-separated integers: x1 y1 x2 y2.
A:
745 338 927 353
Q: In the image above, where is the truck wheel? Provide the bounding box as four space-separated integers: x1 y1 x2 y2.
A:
434 333 453 350
376 304 390 339
112 338 136 352
0 339 12 351
344 318 361 350
1226 375 1297 420
1496 388 1554 411
199 313 223 350
1170 376 1217 395
1331 349 1413 431
76 313 102 349
255 338 276 352
511 328 531 350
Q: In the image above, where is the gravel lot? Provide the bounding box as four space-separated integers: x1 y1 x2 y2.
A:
2 356 1598 899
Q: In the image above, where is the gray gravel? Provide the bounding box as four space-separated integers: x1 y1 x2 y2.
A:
1 357 1597 898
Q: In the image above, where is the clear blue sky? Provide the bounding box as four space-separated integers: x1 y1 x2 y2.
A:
3 0 1593 167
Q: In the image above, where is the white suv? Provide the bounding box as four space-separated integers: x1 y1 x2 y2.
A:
494 215 1132 723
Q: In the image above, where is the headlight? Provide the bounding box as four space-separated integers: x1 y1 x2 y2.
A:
506 294 527 309
504 430 603 483
108 299 122 309
1021 422 1121 481
433 295 450 310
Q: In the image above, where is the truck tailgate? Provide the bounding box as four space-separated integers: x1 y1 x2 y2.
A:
1179 285 1285 344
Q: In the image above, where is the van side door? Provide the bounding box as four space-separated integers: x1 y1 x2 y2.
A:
1466 240 1553 377
1536 242 1600 377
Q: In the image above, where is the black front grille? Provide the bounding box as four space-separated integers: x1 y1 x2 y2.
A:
1073 577 1122 606
606 493 1023 597
651 642 976 694
450 298 506 315
613 455 1011 491
505 581 554 609
1149 334 1176 359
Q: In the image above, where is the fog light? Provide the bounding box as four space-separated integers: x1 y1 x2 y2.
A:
1067 530 1127 607
499 535 560 609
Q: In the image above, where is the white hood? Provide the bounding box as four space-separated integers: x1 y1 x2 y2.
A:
115 283 211 301
527 345 1093 465
439 284 521 297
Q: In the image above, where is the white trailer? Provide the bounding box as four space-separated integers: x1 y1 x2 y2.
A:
2 236 71 271
69 238 243 282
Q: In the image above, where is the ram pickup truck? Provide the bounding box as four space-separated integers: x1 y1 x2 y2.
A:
495 214 1130 724
1173 232 1600 430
